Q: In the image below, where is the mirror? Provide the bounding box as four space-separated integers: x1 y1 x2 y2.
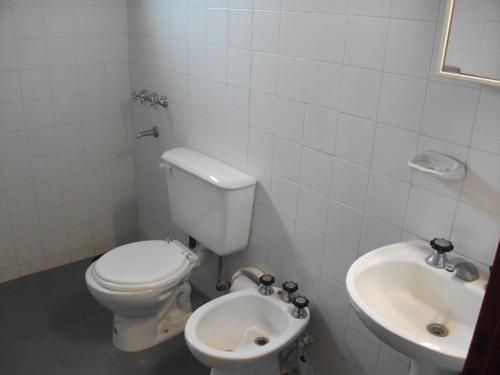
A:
439 0 500 87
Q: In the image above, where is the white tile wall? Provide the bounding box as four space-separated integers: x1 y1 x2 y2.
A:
124 1 499 375
0 0 136 282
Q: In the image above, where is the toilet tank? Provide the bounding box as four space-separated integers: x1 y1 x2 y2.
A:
161 147 256 256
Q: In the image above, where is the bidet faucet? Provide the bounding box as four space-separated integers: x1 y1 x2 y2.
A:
425 238 454 269
258 274 275 296
445 258 479 282
279 281 298 303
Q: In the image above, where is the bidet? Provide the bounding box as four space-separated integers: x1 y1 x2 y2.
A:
184 285 310 375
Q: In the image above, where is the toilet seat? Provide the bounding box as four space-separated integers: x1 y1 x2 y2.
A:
92 240 193 292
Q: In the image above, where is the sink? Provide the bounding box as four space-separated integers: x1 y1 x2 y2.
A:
346 241 486 375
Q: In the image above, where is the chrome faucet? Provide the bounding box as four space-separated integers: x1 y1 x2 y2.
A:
136 126 159 140
426 238 479 282
426 238 454 268
445 258 479 282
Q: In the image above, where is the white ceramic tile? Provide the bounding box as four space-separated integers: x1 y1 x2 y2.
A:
335 114 375 167
378 73 427 132
359 214 402 254
296 186 329 234
270 175 299 219
282 0 313 12
227 48 251 88
248 128 273 171
349 0 391 17
276 56 307 101
228 10 252 50
2 159 33 189
322 238 357 284
293 223 324 271
249 90 275 133
252 11 280 52
390 0 440 21
302 105 337 154
13 6 46 38
421 81 480 146
0 72 21 103
366 171 410 227
384 19 436 78
274 97 304 143
0 102 25 134
206 45 227 82
0 40 18 72
300 147 333 196
227 85 250 125
326 199 363 250
451 202 499 265
251 52 277 94
308 14 346 63
344 16 388 70
331 157 369 211
305 61 342 110
278 11 311 58
471 88 500 155
272 137 301 182
372 124 418 182
344 328 381 374
461 149 500 215
405 185 457 240
375 349 410 375
340 66 382 120
312 0 349 14
318 275 350 322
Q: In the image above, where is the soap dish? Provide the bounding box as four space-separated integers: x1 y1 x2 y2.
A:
408 151 466 180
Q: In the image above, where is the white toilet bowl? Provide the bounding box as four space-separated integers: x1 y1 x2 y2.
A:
85 240 198 352
184 287 310 375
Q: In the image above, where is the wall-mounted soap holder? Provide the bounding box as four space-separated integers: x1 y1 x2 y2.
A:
408 151 466 180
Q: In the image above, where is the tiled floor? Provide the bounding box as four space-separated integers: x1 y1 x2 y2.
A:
0 259 210 375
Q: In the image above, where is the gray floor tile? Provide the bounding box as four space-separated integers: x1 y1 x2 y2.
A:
0 259 210 375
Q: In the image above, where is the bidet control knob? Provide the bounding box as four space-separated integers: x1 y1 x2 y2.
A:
280 281 298 303
258 274 275 296
292 296 309 319
430 238 454 253
282 281 298 294
259 274 275 286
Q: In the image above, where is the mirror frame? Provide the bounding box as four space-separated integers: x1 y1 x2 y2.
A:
438 0 500 87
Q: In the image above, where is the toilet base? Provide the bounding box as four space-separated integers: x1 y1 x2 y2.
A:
210 355 280 375
112 312 191 352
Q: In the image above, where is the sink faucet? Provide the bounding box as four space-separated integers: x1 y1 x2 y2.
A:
426 238 479 282
426 238 454 268
445 258 479 282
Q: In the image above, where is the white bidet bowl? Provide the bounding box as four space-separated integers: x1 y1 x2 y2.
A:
184 287 309 375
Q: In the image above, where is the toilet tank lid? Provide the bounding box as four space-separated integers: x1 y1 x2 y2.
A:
161 147 256 190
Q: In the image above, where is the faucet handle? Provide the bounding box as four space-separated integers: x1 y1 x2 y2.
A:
292 296 309 319
430 238 454 253
259 274 275 286
282 281 298 294
258 274 275 296
279 281 298 303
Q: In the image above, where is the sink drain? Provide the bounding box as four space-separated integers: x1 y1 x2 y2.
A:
427 323 449 337
254 337 269 346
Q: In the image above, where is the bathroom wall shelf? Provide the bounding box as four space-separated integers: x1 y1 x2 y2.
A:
408 151 466 180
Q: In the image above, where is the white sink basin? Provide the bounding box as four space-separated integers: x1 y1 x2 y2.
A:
346 241 486 375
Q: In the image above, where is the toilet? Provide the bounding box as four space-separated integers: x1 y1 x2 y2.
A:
85 147 256 352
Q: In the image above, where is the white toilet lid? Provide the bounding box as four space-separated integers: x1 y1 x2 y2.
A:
93 240 192 291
